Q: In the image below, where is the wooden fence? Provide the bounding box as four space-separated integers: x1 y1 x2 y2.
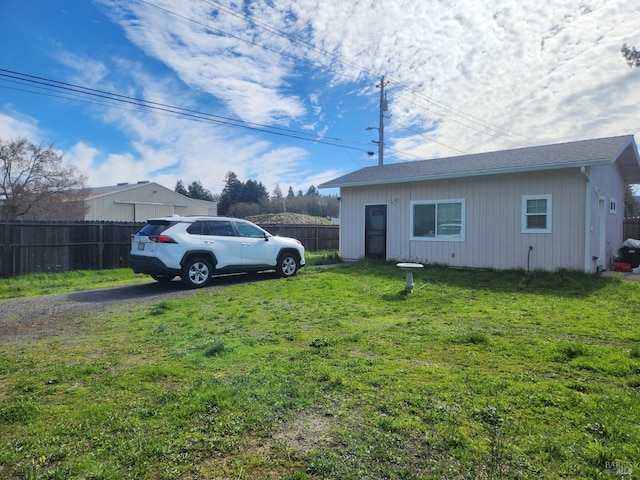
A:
0 221 339 278
1 221 144 278
623 217 640 240
259 224 339 252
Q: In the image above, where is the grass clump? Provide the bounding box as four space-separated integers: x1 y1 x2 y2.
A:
204 339 227 357
1 262 639 478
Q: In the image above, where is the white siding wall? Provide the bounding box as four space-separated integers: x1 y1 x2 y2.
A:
340 168 589 271
588 164 626 268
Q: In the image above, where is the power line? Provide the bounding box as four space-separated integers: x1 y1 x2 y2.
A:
2 2 535 165
139 0 363 84
0 68 371 152
389 118 469 156
196 0 370 80
390 87 532 147
183 0 531 146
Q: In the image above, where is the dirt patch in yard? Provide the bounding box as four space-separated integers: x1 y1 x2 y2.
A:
0 282 195 345
273 409 339 452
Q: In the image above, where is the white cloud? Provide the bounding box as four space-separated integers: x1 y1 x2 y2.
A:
88 1 640 163
0 110 41 142
96 0 307 124
9 0 640 195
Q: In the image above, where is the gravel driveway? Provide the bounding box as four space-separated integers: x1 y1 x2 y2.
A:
0 272 277 344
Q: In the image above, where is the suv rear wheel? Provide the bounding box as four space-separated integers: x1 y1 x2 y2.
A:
181 257 212 288
276 252 299 277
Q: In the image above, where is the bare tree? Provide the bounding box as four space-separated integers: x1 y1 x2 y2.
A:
0 138 87 220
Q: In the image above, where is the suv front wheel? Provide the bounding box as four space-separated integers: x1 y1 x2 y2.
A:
181 257 212 288
276 252 299 277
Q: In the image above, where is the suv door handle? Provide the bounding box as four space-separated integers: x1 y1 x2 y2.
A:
204 240 215 244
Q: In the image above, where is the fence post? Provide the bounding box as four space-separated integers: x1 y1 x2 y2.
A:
98 224 104 270
2 222 10 278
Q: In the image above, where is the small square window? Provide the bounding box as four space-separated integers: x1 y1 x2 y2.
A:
522 195 552 233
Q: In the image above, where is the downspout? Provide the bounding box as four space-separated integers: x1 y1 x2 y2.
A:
581 166 591 273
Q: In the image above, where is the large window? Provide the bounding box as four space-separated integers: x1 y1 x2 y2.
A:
411 199 464 241
522 195 552 233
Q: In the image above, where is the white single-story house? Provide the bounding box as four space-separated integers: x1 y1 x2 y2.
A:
83 181 217 221
319 135 640 272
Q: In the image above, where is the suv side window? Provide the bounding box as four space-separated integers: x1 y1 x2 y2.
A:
206 220 235 236
236 221 266 238
186 221 205 235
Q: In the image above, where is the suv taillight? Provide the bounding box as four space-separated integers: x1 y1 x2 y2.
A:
149 235 177 243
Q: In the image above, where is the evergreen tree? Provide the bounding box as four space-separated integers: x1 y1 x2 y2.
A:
242 179 269 204
287 186 295 198
175 179 188 196
305 185 320 196
187 180 214 201
218 171 243 215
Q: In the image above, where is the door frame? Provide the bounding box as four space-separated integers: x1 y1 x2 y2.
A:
364 204 388 260
597 196 606 271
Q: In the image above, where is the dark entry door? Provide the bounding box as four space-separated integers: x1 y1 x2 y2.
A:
365 205 387 259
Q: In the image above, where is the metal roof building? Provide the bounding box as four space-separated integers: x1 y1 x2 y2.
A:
83 181 217 221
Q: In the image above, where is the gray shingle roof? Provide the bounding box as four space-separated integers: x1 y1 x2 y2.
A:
319 135 640 188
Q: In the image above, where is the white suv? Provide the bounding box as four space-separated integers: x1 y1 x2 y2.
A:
128 215 305 288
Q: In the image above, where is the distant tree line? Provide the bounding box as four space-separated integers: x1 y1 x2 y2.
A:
174 179 216 202
176 171 338 219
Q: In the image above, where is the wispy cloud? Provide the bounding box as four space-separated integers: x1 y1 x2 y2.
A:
0 111 41 141
6 0 640 193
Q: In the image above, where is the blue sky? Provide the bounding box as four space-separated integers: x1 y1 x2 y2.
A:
1 0 640 196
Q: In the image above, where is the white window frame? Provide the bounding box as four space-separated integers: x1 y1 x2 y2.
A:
522 194 552 234
609 198 617 214
410 199 465 242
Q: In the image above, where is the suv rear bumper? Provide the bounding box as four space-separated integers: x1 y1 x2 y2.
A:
128 254 181 277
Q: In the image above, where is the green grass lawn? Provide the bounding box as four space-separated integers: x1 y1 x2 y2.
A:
0 260 639 479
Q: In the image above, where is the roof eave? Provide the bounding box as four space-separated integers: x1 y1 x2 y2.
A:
320 161 610 189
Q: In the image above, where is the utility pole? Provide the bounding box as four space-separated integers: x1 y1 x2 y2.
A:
377 76 388 166
366 76 389 166
376 76 389 166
